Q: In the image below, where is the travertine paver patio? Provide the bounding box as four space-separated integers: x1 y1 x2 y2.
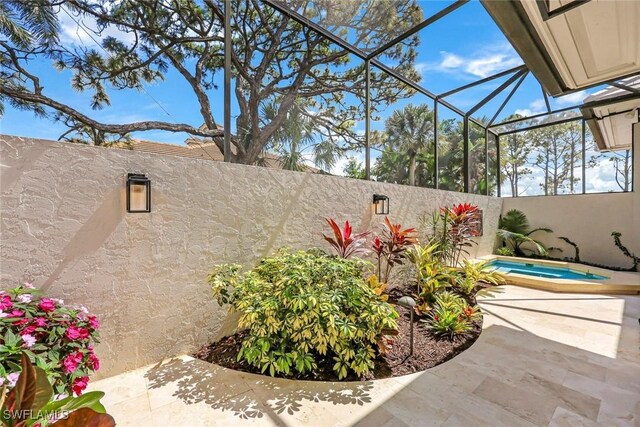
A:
88 285 640 426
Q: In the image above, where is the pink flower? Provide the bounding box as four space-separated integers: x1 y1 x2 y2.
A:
20 325 37 335
6 373 20 388
33 317 47 327
62 352 83 374
22 334 36 348
89 353 100 371
17 294 32 303
88 315 100 330
65 325 90 341
0 295 12 311
38 298 56 312
23 282 35 289
9 309 24 317
71 376 89 396
12 318 29 326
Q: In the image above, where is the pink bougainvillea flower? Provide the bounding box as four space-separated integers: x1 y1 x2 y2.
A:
33 317 47 327
12 318 29 326
62 351 83 374
9 309 24 317
22 333 36 348
89 353 100 371
38 298 56 312
17 294 32 304
0 295 13 311
0 311 8 318
71 376 89 396
88 315 100 330
23 282 35 289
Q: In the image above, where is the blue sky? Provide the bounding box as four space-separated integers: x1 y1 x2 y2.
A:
2 0 626 191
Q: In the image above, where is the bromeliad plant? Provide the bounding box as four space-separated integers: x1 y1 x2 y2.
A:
0 284 101 397
427 291 481 339
323 218 370 259
210 249 398 380
372 217 418 283
456 260 505 296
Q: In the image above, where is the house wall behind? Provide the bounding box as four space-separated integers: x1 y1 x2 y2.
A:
501 137 639 269
0 135 502 379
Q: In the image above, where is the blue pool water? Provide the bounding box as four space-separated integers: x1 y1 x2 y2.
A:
488 260 608 280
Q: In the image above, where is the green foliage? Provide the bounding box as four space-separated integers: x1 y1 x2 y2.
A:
209 249 398 380
498 209 552 256
426 291 481 338
495 247 515 256
611 232 640 271
459 260 505 286
0 353 114 427
0 285 101 397
558 236 580 262
406 243 457 305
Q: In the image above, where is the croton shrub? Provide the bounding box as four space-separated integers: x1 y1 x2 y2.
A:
209 249 398 379
0 283 100 397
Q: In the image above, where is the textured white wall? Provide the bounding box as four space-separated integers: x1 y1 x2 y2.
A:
0 135 502 378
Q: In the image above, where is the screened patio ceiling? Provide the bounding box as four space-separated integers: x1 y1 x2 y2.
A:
233 0 640 195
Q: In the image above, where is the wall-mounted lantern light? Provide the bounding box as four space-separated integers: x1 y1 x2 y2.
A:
126 173 151 213
373 194 389 215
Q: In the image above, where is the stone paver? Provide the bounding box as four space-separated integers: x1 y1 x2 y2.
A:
88 286 640 426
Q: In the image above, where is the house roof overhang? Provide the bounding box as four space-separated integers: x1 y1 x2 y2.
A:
481 0 640 97
580 76 640 151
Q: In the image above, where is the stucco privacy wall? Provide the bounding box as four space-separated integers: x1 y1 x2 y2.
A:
501 142 640 269
0 135 502 379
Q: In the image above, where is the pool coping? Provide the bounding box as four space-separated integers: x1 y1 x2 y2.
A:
475 255 640 295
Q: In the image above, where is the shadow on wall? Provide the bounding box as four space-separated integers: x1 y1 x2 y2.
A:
42 188 125 291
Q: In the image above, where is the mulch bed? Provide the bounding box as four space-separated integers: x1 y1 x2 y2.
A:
194 284 484 381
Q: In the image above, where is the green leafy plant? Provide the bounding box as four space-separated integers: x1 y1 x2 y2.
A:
459 260 505 294
209 249 398 380
495 247 515 256
427 292 480 338
497 209 552 256
0 353 114 427
323 218 370 259
611 232 640 271
558 236 580 262
406 243 457 307
0 284 101 396
427 305 472 338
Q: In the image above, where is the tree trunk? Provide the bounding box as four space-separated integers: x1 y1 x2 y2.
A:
408 153 417 186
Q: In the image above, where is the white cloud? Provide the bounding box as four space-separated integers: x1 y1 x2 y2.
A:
554 90 588 106
514 98 546 117
58 7 136 48
419 44 523 79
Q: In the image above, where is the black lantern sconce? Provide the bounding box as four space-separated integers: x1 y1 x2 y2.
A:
126 173 151 213
373 194 389 215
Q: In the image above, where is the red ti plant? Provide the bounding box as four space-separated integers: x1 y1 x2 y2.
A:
323 218 370 258
440 203 481 266
373 217 418 283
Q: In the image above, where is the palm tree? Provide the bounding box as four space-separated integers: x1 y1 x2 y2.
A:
383 104 434 186
497 209 552 256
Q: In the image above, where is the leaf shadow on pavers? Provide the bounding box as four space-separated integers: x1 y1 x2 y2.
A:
144 356 375 421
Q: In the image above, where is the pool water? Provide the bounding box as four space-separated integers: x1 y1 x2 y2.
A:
488 260 608 280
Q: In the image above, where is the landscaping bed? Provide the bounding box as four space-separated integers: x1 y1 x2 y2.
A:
194 286 483 381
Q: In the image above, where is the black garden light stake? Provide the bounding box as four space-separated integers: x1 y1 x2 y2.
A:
126 173 151 213
373 194 389 215
397 296 417 356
